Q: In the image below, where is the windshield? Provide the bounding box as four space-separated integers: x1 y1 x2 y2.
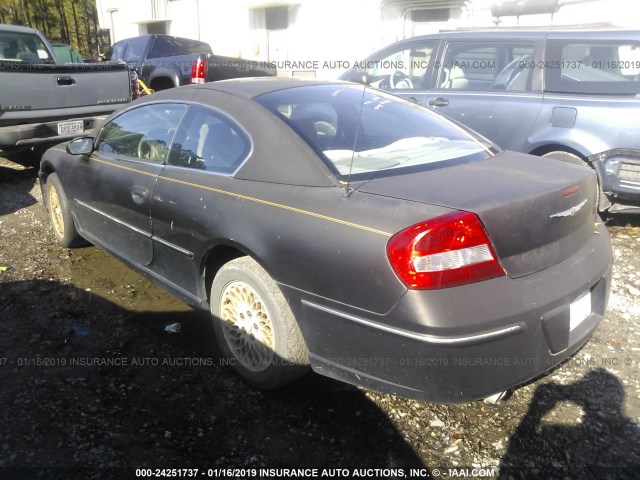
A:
255 84 498 181
0 31 55 64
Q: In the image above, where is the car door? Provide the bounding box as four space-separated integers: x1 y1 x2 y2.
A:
74 103 187 266
423 39 544 152
150 104 252 297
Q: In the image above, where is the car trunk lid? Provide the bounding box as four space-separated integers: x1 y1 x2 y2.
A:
358 151 598 278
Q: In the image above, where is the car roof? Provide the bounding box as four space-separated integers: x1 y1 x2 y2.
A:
192 77 352 99
382 28 640 43
0 23 39 34
113 33 208 44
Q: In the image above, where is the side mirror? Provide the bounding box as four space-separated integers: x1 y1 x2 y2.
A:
66 137 94 155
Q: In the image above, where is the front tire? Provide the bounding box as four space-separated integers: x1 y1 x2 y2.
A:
210 257 309 389
45 173 81 247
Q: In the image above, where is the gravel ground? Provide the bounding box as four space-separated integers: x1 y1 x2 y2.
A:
0 154 639 480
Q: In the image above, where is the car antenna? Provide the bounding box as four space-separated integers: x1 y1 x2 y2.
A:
344 80 367 198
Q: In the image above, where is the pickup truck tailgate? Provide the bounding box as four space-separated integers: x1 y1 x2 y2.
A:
0 63 131 111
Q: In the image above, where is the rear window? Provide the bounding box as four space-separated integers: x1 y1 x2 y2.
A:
0 31 55 64
148 36 211 58
255 84 498 181
545 40 640 95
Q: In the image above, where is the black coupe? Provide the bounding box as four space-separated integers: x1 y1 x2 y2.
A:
40 78 612 403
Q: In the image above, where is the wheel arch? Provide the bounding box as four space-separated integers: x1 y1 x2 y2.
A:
38 161 57 207
529 144 612 212
200 242 256 304
149 75 177 91
529 143 588 160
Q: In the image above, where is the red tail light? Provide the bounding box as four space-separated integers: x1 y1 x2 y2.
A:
191 58 206 84
387 211 505 290
129 69 140 100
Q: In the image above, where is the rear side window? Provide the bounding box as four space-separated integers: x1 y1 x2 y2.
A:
438 41 535 92
148 37 212 58
168 105 250 174
545 40 640 95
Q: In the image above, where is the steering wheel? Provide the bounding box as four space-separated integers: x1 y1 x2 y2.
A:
389 71 414 89
137 131 169 162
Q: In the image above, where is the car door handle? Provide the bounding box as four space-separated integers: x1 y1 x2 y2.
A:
427 97 449 107
56 76 76 86
131 186 148 200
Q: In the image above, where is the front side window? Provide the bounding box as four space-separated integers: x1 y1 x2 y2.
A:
545 40 640 95
438 42 534 92
97 103 188 163
168 105 251 174
256 84 498 181
365 42 436 90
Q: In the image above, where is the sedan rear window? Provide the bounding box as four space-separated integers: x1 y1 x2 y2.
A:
255 84 498 180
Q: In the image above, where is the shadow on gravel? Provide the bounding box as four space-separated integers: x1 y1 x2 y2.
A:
0 168 38 215
0 151 39 215
500 369 640 479
603 213 640 228
0 279 425 479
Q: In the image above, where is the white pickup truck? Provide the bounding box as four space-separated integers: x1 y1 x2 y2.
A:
0 24 136 153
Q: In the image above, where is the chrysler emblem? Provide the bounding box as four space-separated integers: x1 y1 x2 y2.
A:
550 199 588 219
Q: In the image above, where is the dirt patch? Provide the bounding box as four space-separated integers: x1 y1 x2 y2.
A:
1 154 639 479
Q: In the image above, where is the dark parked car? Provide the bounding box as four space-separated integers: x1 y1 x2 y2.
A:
39 78 612 403
342 29 640 213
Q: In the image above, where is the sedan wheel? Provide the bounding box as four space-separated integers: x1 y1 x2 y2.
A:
45 173 81 247
48 184 65 239
211 257 309 389
219 280 275 373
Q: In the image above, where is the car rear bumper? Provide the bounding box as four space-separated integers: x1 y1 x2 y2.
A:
292 222 613 403
0 106 116 148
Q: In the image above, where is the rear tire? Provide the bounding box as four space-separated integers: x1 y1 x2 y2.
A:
45 173 82 247
541 150 584 167
210 257 309 389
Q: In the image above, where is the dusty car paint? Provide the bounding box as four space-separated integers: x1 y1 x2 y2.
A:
39 79 613 402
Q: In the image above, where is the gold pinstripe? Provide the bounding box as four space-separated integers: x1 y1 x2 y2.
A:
53 150 393 237
165 176 393 237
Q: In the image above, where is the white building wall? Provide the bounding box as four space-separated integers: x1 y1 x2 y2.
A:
96 0 640 78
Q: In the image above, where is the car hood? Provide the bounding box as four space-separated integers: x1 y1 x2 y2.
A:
357 151 599 278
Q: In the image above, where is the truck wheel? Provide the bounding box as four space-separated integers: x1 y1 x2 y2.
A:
210 257 309 389
45 173 81 247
